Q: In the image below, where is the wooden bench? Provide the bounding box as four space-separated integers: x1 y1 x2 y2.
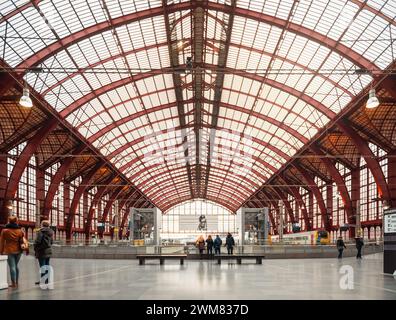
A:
136 254 187 265
215 255 264 265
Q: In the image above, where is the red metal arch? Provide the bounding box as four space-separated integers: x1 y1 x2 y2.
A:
113 132 279 176
42 144 86 218
114 132 284 175
140 168 255 198
159 193 239 214
64 65 324 143
338 119 392 206
2 119 58 220
42 39 352 104
150 180 247 205
293 163 329 230
66 161 105 241
83 175 121 237
271 186 296 224
103 113 298 164
277 175 311 230
87 98 307 153
15 2 378 74
141 175 253 202
310 144 354 230
98 185 126 237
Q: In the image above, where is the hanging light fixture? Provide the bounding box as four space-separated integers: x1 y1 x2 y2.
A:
19 84 33 108
366 88 379 109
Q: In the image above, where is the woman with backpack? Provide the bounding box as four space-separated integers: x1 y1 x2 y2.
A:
34 220 53 285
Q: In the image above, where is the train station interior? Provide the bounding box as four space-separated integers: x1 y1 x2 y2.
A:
0 0 396 301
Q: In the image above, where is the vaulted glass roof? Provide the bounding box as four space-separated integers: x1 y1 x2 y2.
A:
1 0 395 212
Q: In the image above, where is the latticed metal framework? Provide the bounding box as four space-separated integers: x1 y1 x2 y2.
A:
0 0 396 240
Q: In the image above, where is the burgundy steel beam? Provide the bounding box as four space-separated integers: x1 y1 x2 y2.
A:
98 185 126 239
115 130 284 175
104 108 300 161
119 190 141 231
145 166 258 192
140 169 254 198
293 163 329 230
40 39 351 102
15 2 378 75
163 0 194 199
204 64 336 119
309 144 354 230
271 186 296 224
0 0 42 24
2 119 58 215
155 186 242 207
276 175 311 230
42 144 86 217
65 161 105 241
388 150 396 208
83 174 118 239
203 0 236 199
338 119 392 206
59 69 170 118
160 195 237 213
88 99 307 150
208 2 379 72
150 182 246 206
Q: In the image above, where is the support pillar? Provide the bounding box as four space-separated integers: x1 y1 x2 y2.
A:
326 183 333 229
351 168 361 237
388 151 396 208
63 183 70 235
36 167 45 223
0 155 9 228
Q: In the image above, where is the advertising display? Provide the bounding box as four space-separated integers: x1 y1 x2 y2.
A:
384 208 396 275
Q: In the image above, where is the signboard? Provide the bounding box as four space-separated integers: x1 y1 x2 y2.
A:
384 211 396 234
384 208 396 274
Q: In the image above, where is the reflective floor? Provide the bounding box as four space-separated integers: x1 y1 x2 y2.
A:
0 253 395 300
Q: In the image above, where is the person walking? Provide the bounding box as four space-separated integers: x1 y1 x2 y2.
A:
34 220 54 285
336 236 346 259
0 215 25 288
206 235 214 257
214 235 222 255
355 237 364 259
196 235 205 259
225 233 235 255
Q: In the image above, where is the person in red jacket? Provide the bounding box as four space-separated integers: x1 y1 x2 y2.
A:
0 215 24 288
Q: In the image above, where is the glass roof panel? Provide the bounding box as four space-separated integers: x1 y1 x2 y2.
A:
1 0 393 211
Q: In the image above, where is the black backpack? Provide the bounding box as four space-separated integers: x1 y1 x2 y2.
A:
38 233 51 250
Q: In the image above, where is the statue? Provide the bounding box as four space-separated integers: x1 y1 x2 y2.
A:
198 214 207 231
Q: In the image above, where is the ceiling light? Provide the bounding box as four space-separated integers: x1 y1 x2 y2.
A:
366 88 379 109
19 87 33 108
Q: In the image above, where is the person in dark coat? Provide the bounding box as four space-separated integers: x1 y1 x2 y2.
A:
34 220 54 285
213 235 222 255
336 236 347 259
225 233 235 255
355 237 364 259
206 235 214 256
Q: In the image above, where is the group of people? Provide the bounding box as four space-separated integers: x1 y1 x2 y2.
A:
336 236 364 259
0 215 53 288
195 233 235 257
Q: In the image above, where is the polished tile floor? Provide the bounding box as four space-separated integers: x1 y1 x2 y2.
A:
0 253 395 300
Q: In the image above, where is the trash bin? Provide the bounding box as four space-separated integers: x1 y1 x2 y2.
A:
0 255 8 289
